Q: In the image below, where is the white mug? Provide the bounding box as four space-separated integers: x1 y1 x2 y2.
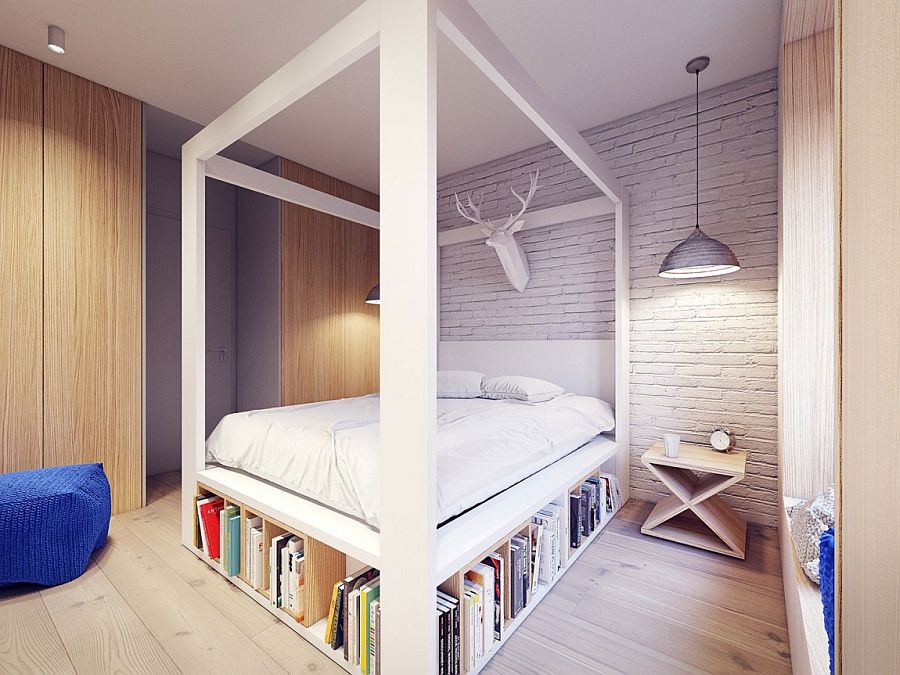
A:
663 434 680 458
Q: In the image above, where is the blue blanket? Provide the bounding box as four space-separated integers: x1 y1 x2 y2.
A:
0 463 110 587
820 527 835 675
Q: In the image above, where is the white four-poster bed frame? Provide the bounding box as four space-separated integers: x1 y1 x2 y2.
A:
181 1 630 672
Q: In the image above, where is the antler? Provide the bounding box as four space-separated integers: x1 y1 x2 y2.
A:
453 169 540 233
454 190 489 227
500 170 540 231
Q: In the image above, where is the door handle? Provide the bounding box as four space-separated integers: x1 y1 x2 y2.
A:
207 347 228 362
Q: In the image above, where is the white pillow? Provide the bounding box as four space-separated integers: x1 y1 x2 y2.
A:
482 375 564 403
436 370 485 399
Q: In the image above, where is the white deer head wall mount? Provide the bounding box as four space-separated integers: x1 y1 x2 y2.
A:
454 170 540 292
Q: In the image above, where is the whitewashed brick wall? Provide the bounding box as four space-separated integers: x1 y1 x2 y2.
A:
438 71 779 527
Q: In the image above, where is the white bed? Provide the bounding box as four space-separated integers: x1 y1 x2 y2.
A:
206 393 615 528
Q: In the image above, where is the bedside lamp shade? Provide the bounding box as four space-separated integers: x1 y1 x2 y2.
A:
365 284 380 304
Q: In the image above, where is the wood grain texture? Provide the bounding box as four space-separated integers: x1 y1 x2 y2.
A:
0 46 43 473
42 65 142 513
303 537 347 627
280 158 380 405
779 30 836 501
0 585 75 674
783 0 834 43
40 562 179 674
838 0 900 671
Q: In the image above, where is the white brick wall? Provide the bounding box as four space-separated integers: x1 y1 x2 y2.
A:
438 70 779 527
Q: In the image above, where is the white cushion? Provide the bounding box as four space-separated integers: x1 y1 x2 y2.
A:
436 370 485 399
482 375 564 403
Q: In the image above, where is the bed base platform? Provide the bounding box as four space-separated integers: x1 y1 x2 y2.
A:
187 436 625 673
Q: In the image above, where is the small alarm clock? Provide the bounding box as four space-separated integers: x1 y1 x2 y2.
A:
710 429 734 452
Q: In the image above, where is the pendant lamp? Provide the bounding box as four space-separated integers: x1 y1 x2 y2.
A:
658 56 740 279
365 284 380 304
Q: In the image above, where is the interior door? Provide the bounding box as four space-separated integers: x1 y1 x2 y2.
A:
206 227 236 436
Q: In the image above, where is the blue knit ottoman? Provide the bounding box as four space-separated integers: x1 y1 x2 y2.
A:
0 463 111 587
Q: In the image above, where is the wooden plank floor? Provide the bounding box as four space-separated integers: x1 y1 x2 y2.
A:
0 473 791 674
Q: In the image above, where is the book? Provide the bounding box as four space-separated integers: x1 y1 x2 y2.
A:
359 578 380 674
482 554 504 642
226 510 241 576
245 516 262 581
436 600 449 675
288 551 305 621
195 494 218 555
569 492 583 548
511 534 530 609
369 597 380 675
508 540 522 617
250 526 264 588
374 599 382 675
463 582 483 665
533 509 558 584
325 581 341 644
194 493 211 549
580 490 590 537
530 522 544 593
342 567 379 659
200 497 224 558
219 508 226 567
348 588 361 665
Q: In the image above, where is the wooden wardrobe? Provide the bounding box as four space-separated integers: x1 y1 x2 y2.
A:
236 158 380 410
0 46 142 513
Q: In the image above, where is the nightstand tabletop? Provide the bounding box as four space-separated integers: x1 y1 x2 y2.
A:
643 441 746 477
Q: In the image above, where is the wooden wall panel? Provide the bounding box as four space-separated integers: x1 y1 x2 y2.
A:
838 0 900 670
783 0 834 43
779 30 836 501
0 47 43 473
42 66 142 513
280 158 379 405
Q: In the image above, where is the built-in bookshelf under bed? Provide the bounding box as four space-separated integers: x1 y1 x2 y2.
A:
437 464 623 675
192 482 351 672
189 436 624 674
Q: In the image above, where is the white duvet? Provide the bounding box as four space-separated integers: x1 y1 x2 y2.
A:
206 394 615 528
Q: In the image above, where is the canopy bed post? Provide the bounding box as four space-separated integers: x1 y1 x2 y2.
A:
615 195 631 502
379 0 439 672
181 156 206 546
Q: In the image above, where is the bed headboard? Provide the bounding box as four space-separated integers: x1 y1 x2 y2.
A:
438 339 616 404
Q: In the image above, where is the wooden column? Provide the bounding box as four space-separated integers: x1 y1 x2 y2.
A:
380 0 439 672
42 66 142 514
0 47 43 473
838 0 900 670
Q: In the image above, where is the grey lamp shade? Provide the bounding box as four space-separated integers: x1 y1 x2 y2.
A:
365 283 380 304
658 226 740 279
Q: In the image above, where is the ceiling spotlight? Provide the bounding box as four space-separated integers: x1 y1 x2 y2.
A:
48 25 65 54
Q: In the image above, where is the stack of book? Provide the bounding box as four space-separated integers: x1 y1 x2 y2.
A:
324 567 381 673
531 503 562 586
509 533 531 619
268 533 304 621
195 493 224 560
246 516 264 588
599 472 623 517
437 589 460 675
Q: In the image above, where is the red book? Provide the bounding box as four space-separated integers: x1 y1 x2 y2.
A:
199 498 225 559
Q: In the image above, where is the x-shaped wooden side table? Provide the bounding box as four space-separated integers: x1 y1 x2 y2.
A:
640 441 748 559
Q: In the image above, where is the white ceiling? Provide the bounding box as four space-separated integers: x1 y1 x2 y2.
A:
0 0 782 193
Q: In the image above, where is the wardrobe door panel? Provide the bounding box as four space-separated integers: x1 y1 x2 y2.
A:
0 47 43 473
42 66 142 513
280 159 380 405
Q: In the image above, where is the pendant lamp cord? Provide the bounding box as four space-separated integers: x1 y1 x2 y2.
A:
695 68 700 229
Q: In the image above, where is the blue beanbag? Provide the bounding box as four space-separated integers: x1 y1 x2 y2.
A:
0 463 111 587
819 528 835 675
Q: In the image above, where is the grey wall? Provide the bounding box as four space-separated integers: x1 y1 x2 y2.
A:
236 157 282 412
145 151 237 476
438 71 779 527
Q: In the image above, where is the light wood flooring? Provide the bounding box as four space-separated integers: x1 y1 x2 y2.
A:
0 472 792 674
